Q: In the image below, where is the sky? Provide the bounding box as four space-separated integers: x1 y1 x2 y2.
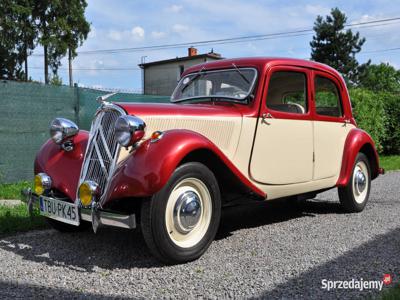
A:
27 0 400 91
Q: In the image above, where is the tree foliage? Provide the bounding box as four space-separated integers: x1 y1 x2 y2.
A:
0 0 90 83
310 8 366 84
358 63 400 93
0 0 35 80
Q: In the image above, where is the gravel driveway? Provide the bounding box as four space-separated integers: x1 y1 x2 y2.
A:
0 172 399 299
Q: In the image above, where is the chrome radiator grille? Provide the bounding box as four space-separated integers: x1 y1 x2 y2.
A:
78 104 125 204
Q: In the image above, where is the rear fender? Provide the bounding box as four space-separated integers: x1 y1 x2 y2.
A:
336 128 380 186
34 131 89 201
106 129 265 204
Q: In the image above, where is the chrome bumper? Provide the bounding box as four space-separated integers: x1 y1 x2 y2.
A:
21 188 136 231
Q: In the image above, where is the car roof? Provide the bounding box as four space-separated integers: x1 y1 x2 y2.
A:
183 57 341 78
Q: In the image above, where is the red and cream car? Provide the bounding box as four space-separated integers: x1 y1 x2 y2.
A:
26 58 384 263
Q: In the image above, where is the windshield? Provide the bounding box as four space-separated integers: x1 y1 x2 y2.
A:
171 68 257 102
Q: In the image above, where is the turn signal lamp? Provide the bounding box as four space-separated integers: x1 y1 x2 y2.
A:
78 181 100 207
34 173 52 195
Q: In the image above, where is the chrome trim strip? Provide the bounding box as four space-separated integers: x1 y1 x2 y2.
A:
81 208 136 229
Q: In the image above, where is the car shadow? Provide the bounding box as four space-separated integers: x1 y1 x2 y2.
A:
0 279 132 299
0 198 343 272
216 197 343 240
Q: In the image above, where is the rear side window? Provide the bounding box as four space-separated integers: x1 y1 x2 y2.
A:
266 71 307 114
314 76 342 117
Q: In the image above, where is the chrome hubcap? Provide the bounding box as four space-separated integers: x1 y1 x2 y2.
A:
173 191 202 234
354 170 366 195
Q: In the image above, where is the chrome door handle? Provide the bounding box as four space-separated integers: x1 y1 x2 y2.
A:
261 113 273 125
343 119 351 127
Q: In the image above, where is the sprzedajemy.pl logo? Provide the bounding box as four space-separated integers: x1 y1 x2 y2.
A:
321 274 392 292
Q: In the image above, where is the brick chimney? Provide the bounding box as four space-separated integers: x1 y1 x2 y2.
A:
188 47 198 57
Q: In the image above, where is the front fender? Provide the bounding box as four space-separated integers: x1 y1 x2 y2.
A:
336 128 380 187
106 129 265 204
34 131 89 201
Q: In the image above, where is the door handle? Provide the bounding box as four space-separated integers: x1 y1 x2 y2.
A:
342 119 351 127
261 113 273 125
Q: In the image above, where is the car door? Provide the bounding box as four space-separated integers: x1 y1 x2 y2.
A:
312 71 354 180
250 66 314 185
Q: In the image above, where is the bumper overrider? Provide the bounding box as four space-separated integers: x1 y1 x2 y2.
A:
21 188 136 233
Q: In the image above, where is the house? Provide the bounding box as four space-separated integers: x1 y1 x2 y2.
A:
139 47 223 96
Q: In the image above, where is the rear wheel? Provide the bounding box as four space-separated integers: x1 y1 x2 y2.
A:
141 162 221 264
338 153 371 212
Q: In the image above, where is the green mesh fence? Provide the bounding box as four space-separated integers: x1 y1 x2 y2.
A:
0 80 169 183
78 88 169 130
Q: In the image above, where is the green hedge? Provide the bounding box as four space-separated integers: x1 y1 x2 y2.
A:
349 88 400 155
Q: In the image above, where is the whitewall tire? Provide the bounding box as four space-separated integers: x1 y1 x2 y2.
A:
141 162 221 264
338 153 371 212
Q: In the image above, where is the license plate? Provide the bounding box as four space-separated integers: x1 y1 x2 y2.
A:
39 196 80 226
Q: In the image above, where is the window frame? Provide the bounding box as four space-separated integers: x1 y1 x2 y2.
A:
263 66 312 121
312 70 346 122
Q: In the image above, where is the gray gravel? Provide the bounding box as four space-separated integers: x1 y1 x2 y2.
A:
0 172 399 299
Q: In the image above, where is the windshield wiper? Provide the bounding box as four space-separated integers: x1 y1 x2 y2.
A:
180 66 206 93
232 63 250 84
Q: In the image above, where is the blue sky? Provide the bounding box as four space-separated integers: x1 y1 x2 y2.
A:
27 0 400 91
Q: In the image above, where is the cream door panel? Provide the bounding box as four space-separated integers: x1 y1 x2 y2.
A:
250 118 313 184
313 121 355 180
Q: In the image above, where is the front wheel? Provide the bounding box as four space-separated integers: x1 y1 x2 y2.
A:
141 162 221 264
338 153 371 212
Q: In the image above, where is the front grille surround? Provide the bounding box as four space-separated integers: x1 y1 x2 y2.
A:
77 103 126 206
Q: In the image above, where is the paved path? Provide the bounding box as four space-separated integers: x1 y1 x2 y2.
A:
0 172 399 299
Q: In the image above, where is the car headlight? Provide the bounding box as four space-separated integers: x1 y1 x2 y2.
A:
78 181 100 206
34 173 52 195
49 118 79 144
115 115 146 147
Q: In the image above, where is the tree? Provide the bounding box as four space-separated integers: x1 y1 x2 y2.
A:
33 0 90 84
358 63 400 93
0 0 27 80
310 8 366 84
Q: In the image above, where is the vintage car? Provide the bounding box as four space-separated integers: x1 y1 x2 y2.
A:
25 57 384 264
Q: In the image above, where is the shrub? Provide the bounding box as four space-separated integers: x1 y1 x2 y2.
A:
380 92 400 154
349 88 387 153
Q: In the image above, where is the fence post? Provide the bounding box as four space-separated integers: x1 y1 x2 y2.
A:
74 83 80 127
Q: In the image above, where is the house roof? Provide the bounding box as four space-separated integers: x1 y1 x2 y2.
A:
138 53 223 68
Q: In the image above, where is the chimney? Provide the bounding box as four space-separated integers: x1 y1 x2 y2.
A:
188 47 198 57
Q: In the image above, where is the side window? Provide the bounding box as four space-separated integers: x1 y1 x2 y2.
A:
266 71 307 114
314 76 342 117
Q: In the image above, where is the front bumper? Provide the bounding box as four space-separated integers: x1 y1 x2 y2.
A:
21 188 136 232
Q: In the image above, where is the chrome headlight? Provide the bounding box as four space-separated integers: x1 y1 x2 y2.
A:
115 115 146 147
49 118 79 144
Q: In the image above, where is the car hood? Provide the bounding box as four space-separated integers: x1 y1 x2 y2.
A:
115 102 243 159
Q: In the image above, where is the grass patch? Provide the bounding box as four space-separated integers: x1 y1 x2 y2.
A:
380 155 400 172
380 283 400 300
0 181 32 200
0 204 47 235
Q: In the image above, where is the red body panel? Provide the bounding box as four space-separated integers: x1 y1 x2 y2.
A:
33 58 382 207
105 129 266 205
34 131 89 202
336 128 380 186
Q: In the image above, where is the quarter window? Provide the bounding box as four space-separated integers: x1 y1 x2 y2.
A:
314 76 342 117
266 71 307 114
